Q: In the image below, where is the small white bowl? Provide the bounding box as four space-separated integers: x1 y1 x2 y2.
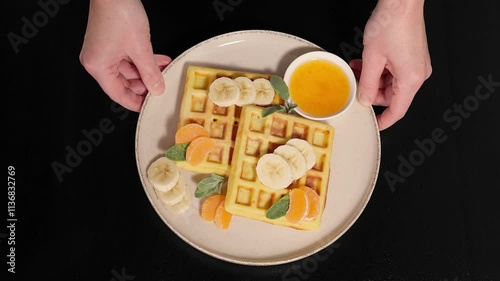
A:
284 50 357 121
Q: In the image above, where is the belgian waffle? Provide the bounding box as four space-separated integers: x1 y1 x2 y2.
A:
224 105 335 230
175 65 283 176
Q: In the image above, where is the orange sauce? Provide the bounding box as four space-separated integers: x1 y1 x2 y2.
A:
289 59 350 117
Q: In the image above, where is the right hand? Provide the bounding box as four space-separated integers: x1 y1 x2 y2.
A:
79 0 171 112
351 0 432 131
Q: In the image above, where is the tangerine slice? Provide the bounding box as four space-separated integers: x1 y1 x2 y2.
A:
298 185 321 221
200 194 225 222
175 123 210 144
185 136 215 166
285 188 309 223
214 199 232 230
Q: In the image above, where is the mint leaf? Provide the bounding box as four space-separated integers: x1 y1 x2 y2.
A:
262 105 286 117
165 143 189 161
210 173 225 182
270 75 290 101
266 194 290 219
285 103 298 113
195 173 226 199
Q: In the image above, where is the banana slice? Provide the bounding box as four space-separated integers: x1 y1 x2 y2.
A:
147 156 180 192
157 174 186 205
286 138 317 170
256 153 293 190
208 77 240 107
234 76 257 106
164 188 192 214
252 78 275 105
273 144 307 180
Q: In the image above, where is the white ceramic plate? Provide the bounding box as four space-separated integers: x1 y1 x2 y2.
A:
135 30 380 266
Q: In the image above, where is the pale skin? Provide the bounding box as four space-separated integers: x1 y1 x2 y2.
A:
80 0 431 130
79 0 171 112
351 0 432 130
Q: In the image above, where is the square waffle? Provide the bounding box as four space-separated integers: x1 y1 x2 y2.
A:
175 65 284 176
224 105 335 230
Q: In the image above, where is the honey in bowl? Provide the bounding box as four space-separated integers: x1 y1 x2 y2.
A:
284 50 357 120
289 59 350 117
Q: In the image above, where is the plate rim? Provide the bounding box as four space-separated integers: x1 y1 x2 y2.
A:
135 29 381 266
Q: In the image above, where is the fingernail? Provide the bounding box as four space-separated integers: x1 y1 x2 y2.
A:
358 94 371 106
151 80 164 96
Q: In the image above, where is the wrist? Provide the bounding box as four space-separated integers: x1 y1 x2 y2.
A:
90 0 140 4
376 0 425 15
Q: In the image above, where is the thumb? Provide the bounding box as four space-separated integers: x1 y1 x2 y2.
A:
130 45 165 96
357 53 386 106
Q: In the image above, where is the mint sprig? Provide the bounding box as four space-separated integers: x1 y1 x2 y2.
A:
262 103 298 117
262 76 298 117
262 105 286 117
165 143 189 161
270 75 290 101
265 194 290 219
195 173 226 199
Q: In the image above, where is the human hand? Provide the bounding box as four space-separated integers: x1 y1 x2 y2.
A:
79 0 171 112
350 0 432 130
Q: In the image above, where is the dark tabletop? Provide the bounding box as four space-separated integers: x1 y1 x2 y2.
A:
5 0 500 280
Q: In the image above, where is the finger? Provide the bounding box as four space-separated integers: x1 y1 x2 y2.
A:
130 46 167 96
119 55 172 81
358 51 387 106
349 59 362 72
154 54 172 68
372 83 394 106
119 60 141 80
349 59 362 81
94 71 144 112
379 74 393 90
351 59 392 89
376 83 414 131
128 79 148 95
352 68 361 81
350 59 389 77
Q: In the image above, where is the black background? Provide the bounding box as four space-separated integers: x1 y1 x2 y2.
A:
4 0 500 280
